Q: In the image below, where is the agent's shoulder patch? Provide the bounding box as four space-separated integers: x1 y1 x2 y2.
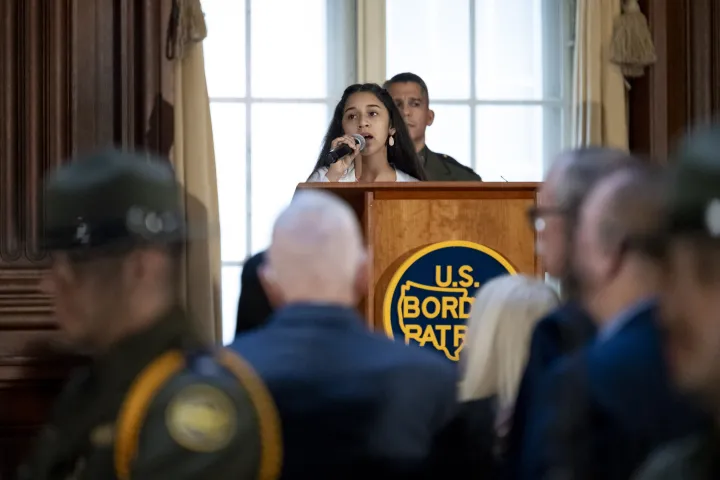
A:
165 383 237 453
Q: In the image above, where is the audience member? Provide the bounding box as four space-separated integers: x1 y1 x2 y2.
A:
521 165 705 479
507 147 639 475
458 274 559 478
235 251 273 336
634 124 720 479
231 190 459 479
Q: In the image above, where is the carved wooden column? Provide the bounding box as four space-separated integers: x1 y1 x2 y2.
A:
0 0 173 475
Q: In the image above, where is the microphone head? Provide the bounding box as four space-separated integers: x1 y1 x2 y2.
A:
351 133 366 151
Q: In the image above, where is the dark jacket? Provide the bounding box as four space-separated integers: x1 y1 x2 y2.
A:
454 397 502 478
506 301 595 478
231 303 460 479
520 301 706 480
633 430 720 480
419 146 482 181
235 251 273 336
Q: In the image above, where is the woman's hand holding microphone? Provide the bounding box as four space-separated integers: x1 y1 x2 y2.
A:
326 135 363 182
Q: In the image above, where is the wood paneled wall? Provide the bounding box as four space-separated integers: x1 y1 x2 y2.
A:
629 0 720 158
0 0 173 475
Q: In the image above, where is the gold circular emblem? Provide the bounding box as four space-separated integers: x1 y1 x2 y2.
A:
165 384 237 452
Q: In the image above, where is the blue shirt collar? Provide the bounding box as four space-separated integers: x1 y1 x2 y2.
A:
597 297 657 342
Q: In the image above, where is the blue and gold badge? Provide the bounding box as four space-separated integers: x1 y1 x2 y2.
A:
383 241 515 362
166 384 237 452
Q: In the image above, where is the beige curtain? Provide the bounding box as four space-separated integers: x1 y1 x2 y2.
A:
172 37 222 343
572 0 628 149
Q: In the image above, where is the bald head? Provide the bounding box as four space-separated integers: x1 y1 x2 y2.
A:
592 165 667 255
262 190 367 306
574 164 666 320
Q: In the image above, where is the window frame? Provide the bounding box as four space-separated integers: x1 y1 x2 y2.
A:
206 0 357 342
383 0 575 173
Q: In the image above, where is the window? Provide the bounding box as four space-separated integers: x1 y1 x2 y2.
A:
386 0 573 180
203 0 356 344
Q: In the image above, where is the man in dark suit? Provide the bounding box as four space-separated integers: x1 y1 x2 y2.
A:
507 148 639 476
384 72 481 181
231 190 459 479
520 165 705 479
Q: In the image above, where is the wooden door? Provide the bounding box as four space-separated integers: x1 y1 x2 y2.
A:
0 0 173 475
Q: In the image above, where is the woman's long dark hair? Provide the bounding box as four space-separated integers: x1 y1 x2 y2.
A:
312 83 426 180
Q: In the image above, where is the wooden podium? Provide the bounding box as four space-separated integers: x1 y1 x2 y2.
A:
296 182 541 330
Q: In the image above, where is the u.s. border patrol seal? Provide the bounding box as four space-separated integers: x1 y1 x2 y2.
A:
165 384 237 452
383 240 516 362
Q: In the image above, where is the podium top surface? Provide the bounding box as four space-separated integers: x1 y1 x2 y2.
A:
296 181 540 194
295 182 540 203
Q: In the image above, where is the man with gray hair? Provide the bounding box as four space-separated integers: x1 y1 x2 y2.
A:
521 164 704 479
231 190 459 479
507 147 641 477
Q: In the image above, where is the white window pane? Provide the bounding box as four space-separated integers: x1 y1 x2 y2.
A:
222 265 242 345
203 0 246 98
250 103 327 253
475 0 544 100
250 0 327 98
386 0 470 100
211 102 247 262
424 105 472 168
476 105 547 181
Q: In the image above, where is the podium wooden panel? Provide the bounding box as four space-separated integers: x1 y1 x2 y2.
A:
295 182 540 329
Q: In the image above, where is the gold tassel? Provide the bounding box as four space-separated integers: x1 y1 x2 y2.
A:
609 0 656 78
168 0 208 61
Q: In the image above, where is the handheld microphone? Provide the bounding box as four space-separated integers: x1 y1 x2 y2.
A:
328 134 366 164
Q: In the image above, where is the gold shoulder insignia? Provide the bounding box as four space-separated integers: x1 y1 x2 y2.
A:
165 384 237 452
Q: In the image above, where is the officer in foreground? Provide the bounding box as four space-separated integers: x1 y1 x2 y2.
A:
17 150 280 480
384 72 482 181
633 125 720 479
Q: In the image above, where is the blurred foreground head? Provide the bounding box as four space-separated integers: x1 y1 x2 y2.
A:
658 123 720 406
41 149 188 353
535 147 640 297
573 164 666 322
460 274 559 409
260 190 368 308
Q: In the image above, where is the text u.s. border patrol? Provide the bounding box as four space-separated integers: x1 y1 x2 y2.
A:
383 241 516 362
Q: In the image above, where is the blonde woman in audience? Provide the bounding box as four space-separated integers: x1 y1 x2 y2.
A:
458 274 559 478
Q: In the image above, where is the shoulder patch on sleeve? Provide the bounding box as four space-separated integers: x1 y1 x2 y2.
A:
165 383 237 453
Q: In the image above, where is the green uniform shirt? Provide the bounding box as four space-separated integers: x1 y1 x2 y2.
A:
419 145 482 181
17 308 262 480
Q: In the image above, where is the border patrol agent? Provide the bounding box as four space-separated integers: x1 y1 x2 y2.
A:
17 150 281 480
384 72 482 182
632 125 720 480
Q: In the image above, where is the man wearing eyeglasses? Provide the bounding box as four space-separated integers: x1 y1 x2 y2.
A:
506 147 639 478
520 164 705 479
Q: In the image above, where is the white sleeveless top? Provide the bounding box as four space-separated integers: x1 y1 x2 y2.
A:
307 164 418 182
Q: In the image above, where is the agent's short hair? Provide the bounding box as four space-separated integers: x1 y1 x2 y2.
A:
383 72 430 101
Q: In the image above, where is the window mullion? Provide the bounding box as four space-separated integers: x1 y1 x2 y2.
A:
245 1 252 259
469 0 477 172
356 0 386 84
